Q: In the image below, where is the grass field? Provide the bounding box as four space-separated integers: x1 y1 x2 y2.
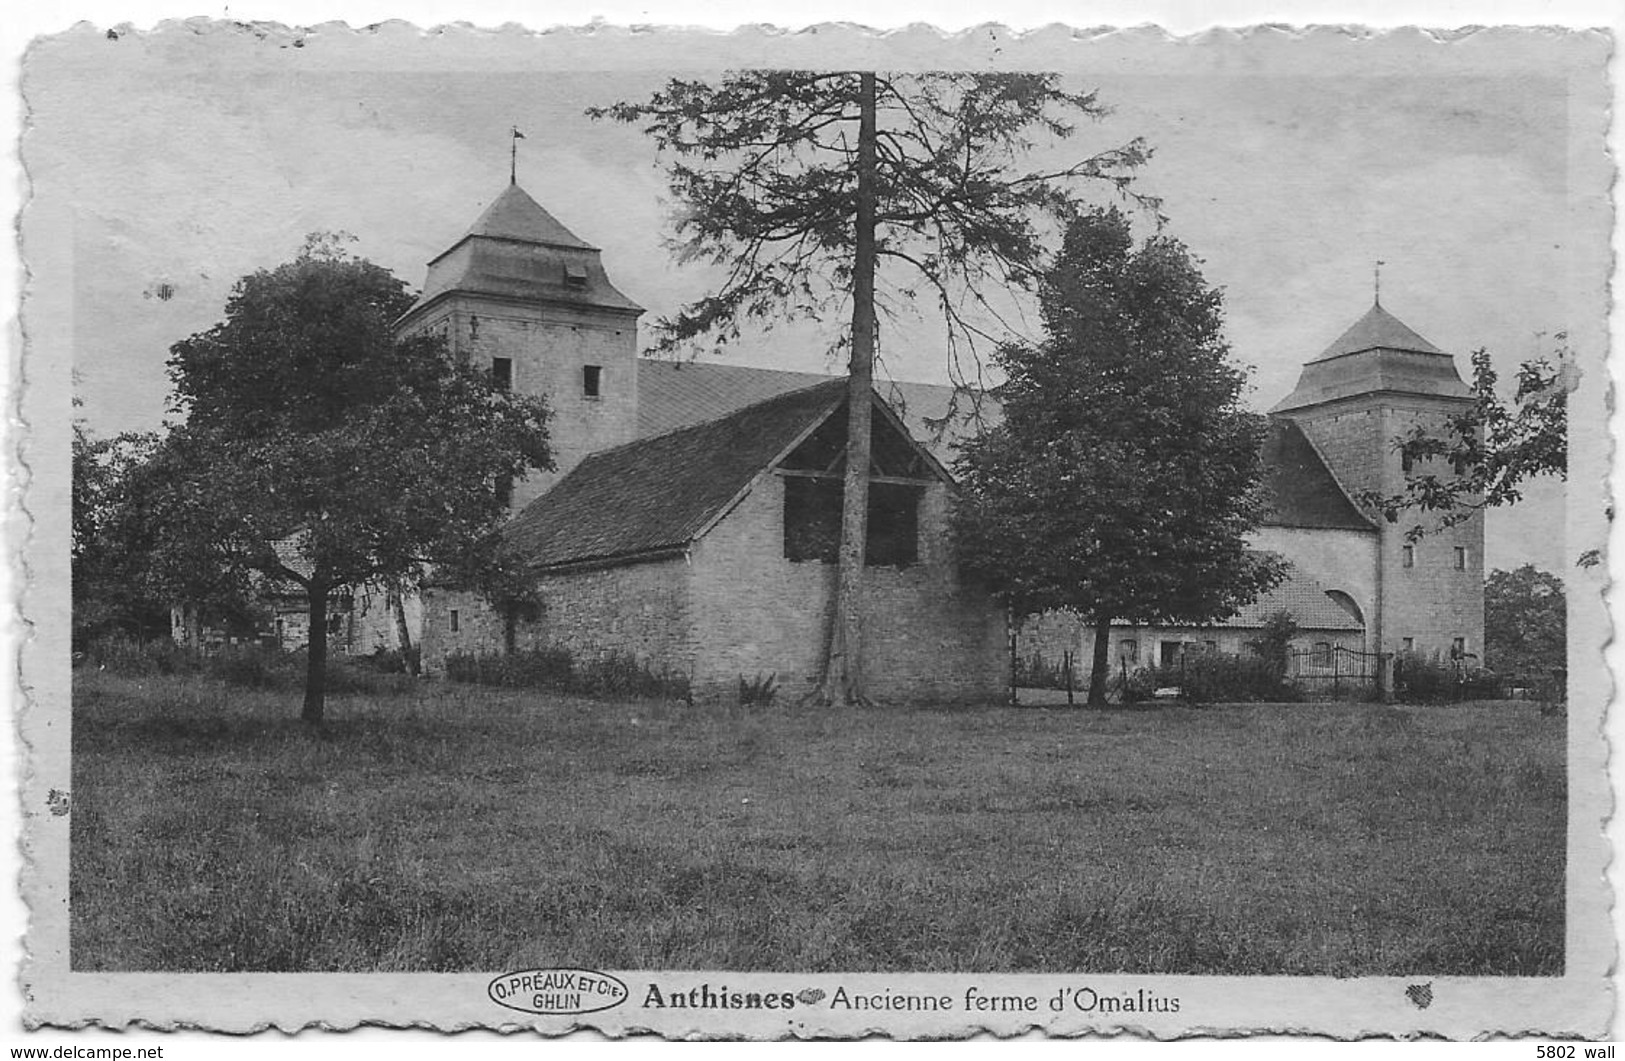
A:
70 670 1566 975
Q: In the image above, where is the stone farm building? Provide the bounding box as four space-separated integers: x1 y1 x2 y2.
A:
196 181 1487 698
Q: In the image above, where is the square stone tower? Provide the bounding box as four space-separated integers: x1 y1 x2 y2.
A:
1271 302 1486 662
396 183 644 510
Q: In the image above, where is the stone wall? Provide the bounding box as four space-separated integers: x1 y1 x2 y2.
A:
687 472 1007 702
420 560 695 680
402 295 640 510
1289 397 1485 659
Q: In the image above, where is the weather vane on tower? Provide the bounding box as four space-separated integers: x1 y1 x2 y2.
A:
1374 259 1385 306
510 125 526 185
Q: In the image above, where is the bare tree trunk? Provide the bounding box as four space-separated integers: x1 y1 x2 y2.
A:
1087 614 1112 707
302 577 330 726
389 581 419 677
814 71 878 708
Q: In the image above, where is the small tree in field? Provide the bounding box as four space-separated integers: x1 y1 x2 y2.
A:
72 421 170 646
1484 564 1566 675
138 235 552 724
954 207 1281 706
591 71 1150 706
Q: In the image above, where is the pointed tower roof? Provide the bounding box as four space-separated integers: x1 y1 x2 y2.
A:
1272 301 1471 414
1312 301 1444 362
398 183 642 326
461 183 593 250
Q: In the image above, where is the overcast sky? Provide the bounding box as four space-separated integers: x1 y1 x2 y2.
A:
25 25 1605 574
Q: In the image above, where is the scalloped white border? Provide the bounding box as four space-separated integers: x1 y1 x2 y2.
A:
5 9 1618 1044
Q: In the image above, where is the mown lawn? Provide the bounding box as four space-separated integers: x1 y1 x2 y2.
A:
70 670 1565 975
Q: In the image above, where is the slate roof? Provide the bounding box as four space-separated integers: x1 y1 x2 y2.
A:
456 183 592 251
1206 559 1366 632
1257 418 1375 531
636 360 998 460
1314 301 1443 360
401 184 642 324
1272 302 1471 413
636 359 1366 531
505 379 849 569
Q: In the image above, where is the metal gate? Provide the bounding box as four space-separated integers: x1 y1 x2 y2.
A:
1287 645 1381 700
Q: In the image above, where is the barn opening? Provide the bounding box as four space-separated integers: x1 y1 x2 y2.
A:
778 398 935 569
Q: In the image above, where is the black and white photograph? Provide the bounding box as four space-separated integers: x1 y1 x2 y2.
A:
13 13 1613 1041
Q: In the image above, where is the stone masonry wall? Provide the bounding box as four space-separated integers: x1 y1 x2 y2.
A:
419 561 695 680
403 295 639 511
687 472 1007 702
1291 398 1485 660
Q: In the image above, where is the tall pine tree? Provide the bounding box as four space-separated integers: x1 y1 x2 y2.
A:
592 72 1150 705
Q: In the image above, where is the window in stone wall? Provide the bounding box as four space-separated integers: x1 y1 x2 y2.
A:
782 476 921 567
450 609 460 633
583 364 603 398
491 357 512 391
1454 545 1468 570
1120 639 1139 663
1402 544 1415 568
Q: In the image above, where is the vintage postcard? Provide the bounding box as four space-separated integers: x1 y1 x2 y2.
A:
15 19 1613 1039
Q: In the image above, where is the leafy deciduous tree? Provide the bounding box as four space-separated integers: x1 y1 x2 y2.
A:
953 207 1281 706
1484 564 1566 676
141 235 553 723
72 421 170 646
591 71 1150 705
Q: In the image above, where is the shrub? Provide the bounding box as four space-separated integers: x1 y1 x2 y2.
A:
738 672 778 708
361 646 421 675
1014 651 1080 691
444 646 688 701
1394 656 1502 704
80 635 195 677
1112 664 1158 705
205 644 287 689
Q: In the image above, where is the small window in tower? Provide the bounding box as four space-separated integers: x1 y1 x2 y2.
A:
1401 637 1414 654
564 263 588 288
1454 546 1468 570
491 357 512 392
1402 545 1415 569
1401 450 1414 473
1451 636 1467 658
449 609 460 633
582 365 603 398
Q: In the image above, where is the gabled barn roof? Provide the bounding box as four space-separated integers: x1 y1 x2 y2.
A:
506 378 947 571
1258 418 1376 531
